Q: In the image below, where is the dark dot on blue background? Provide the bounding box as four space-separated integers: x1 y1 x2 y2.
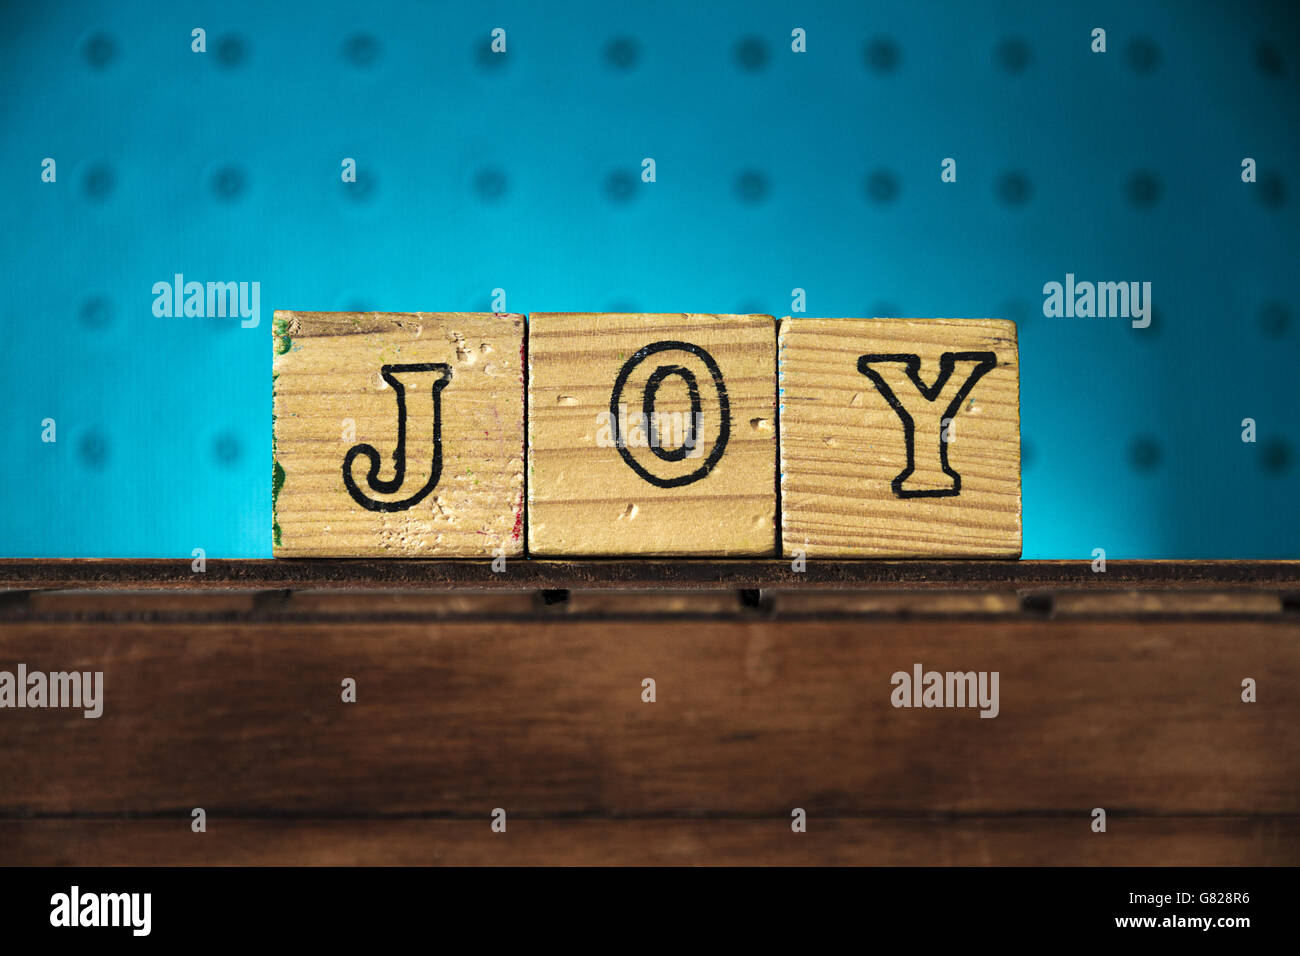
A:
343 33 380 68
734 169 768 204
1254 41 1285 77
865 170 899 203
1258 301 1290 337
343 167 378 203
78 430 109 469
1128 435 1162 472
474 167 508 203
213 431 242 467
210 164 247 202
736 300 766 316
604 36 639 70
82 163 115 201
995 170 1032 206
1127 37 1162 74
1021 438 1035 469
863 36 900 74
606 300 639 313
995 37 1032 74
82 32 116 70
1136 304 1161 338
476 38 508 71
1126 170 1162 207
78 296 112 330
604 169 636 203
1257 172 1286 208
205 311 236 334
215 34 247 69
871 301 902 318
735 36 768 72
345 298 374 313
1261 438 1292 475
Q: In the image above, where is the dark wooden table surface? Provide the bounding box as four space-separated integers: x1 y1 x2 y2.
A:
2 560 1297 865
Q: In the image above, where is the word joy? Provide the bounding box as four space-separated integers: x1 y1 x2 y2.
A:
152 274 261 328
348 341 994 503
272 312 1021 558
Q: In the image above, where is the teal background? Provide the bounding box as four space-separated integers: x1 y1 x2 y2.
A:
1 0 1296 557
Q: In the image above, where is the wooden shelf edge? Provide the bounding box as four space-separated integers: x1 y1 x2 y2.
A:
0 559 1297 592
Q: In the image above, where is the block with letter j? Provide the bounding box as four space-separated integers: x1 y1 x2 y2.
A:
272 311 526 557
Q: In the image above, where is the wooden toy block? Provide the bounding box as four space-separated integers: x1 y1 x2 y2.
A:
778 317 1020 558
527 313 777 556
272 311 525 557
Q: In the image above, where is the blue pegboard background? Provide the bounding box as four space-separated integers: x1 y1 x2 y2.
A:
1 0 1295 558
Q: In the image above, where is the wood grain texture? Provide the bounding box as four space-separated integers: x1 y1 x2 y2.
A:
272 311 525 557
1052 591 1284 616
6 818 1297 867
767 589 1022 615
527 313 777 556
779 317 1021 558
1 618 1295 817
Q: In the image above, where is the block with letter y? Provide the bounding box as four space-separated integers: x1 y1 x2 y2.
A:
272 311 526 557
779 317 1020 557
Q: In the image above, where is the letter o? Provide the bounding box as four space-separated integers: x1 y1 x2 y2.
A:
610 340 729 487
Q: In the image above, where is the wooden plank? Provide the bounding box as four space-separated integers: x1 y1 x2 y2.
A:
281 590 541 617
1 559 1297 592
769 590 1021 615
779 317 1020 558
272 311 526 557
1 618 1295 815
4 590 555 624
23 591 263 614
1053 591 1283 616
527 313 777 556
3 588 1287 623
4 817 1295 866
563 590 746 616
